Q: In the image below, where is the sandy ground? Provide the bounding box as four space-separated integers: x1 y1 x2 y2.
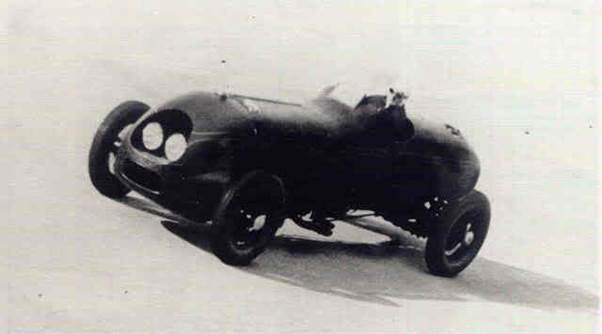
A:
2 1 599 333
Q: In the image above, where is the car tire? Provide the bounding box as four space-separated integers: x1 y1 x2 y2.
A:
211 171 286 266
425 190 490 277
88 101 149 198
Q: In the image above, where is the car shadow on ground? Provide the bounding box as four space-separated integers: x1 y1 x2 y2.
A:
161 220 598 312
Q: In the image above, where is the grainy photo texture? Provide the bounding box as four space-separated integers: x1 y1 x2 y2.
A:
2 1 599 333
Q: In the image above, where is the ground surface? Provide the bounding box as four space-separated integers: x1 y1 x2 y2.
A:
2 1 599 333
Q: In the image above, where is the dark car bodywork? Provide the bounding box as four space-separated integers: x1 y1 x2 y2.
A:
114 91 480 227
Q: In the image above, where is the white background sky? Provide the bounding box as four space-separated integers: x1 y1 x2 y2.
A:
1 2 599 331
3 0 598 286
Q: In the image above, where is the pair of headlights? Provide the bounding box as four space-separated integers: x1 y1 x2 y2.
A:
142 122 187 161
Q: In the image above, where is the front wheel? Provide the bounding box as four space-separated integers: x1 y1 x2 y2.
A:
425 190 490 277
211 171 286 266
88 101 149 198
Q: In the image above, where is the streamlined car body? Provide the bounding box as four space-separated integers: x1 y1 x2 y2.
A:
89 89 490 277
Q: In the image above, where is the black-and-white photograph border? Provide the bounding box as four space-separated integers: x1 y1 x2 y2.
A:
2 1 599 333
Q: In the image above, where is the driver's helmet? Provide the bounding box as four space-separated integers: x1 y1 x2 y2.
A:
388 88 408 107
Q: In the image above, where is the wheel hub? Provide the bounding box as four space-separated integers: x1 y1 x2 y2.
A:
444 222 476 257
463 223 474 246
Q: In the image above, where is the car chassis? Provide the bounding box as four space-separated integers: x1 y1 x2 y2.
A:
89 89 491 277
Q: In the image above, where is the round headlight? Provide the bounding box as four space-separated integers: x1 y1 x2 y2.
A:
165 133 187 161
142 122 163 150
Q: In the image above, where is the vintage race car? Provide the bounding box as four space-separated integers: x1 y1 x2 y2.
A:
89 88 490 277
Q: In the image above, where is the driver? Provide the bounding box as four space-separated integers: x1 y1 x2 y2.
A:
383 88 409 122
351 88 411 141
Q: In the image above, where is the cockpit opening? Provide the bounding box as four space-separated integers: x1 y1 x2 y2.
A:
352 89 414 142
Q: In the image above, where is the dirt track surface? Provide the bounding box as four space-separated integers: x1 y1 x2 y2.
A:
2 1 599 333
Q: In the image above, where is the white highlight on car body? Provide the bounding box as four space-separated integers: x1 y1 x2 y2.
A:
165 133 187 161
142 122 163 150
241 99 261 113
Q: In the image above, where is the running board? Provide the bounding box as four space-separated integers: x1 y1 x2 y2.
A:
115 195 401 239
337 215 405 241
114 195 211 230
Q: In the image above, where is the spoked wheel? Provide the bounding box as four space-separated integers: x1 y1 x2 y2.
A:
211 171 286 266
88 101 149 198
425 190 490 277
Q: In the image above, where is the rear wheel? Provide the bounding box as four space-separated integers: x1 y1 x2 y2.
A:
88 101 149 198
425 190 490 277
211 171 286 266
